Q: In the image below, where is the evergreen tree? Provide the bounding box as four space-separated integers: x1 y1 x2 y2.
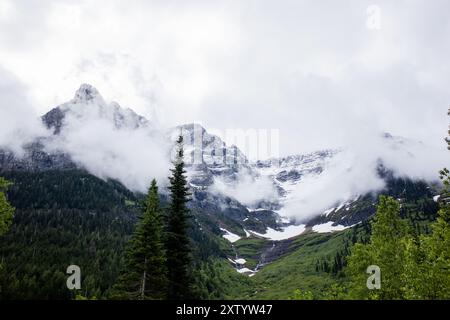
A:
112 179 167 300
165 135 193 300
0 177 14 236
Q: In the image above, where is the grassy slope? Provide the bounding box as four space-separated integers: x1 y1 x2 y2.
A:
233 238 268 269
228 231 351 299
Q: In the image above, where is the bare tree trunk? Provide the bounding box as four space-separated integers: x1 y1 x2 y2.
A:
140 257 147 300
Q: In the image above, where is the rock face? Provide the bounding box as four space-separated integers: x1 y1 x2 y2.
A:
257 150 336 182
42 107 66 135
171 123 255 187
0 141 76 172
168 123 284 231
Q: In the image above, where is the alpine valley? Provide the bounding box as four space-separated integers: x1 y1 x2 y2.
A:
0 84 444 299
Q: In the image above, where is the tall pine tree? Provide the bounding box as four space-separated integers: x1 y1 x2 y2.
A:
166 135 193 300
112 179 167 300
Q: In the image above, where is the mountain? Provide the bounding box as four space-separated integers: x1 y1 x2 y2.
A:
0 84 150 172
0 84 441 233
0 84 443 298
43 84 150 134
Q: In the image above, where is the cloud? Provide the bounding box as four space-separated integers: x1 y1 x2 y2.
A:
0 67 49 156
211 172 278 208
278 133 448 222
44 90 171 192
0 0 449 219
1 1 448 159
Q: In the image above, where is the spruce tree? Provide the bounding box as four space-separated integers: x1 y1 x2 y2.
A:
112 179 167 300
166 135 193 300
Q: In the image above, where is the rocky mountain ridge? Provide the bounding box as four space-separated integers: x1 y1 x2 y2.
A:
0 84 440 241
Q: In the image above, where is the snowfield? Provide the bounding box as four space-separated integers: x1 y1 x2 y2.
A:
249 224 306 241
312 221 349 233
236 268 254 274
220 228 241 243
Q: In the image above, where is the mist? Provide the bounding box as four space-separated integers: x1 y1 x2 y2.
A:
0 67 49 156
209 130 448 222
211 173 278 208
44 91 172 193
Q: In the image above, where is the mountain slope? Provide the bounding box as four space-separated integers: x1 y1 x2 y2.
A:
0 84 444 299
0 170 139 299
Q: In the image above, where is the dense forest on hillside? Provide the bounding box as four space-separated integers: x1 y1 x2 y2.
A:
0 170 247 299
0 170 139 299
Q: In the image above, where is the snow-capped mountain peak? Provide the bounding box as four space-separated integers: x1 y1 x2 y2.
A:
42 84 150 134
72 83 104 104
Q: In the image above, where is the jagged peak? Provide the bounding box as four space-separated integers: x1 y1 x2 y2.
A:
73 84 103 103
178 123 207 134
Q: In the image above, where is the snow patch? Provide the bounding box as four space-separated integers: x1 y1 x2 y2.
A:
312 222 349 233
236 268 254 274
247 208 268 212
249 224 306 241
220 228 241 243
335 203 345 212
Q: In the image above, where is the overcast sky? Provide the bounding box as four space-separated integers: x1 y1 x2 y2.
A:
1 0 449 157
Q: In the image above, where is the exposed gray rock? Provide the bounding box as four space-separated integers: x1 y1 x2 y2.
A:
0 140 76 172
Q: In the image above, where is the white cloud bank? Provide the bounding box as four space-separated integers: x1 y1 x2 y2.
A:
0 67 49 156
211 173 278 208
277 133 449 222
44 89 172 192
0 1 449 220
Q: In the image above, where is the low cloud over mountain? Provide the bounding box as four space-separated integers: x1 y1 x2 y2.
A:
1 83 447 222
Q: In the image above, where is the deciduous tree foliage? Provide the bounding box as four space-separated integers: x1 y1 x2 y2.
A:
402 169 450 299
346 110 450 300
347 195 409 299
